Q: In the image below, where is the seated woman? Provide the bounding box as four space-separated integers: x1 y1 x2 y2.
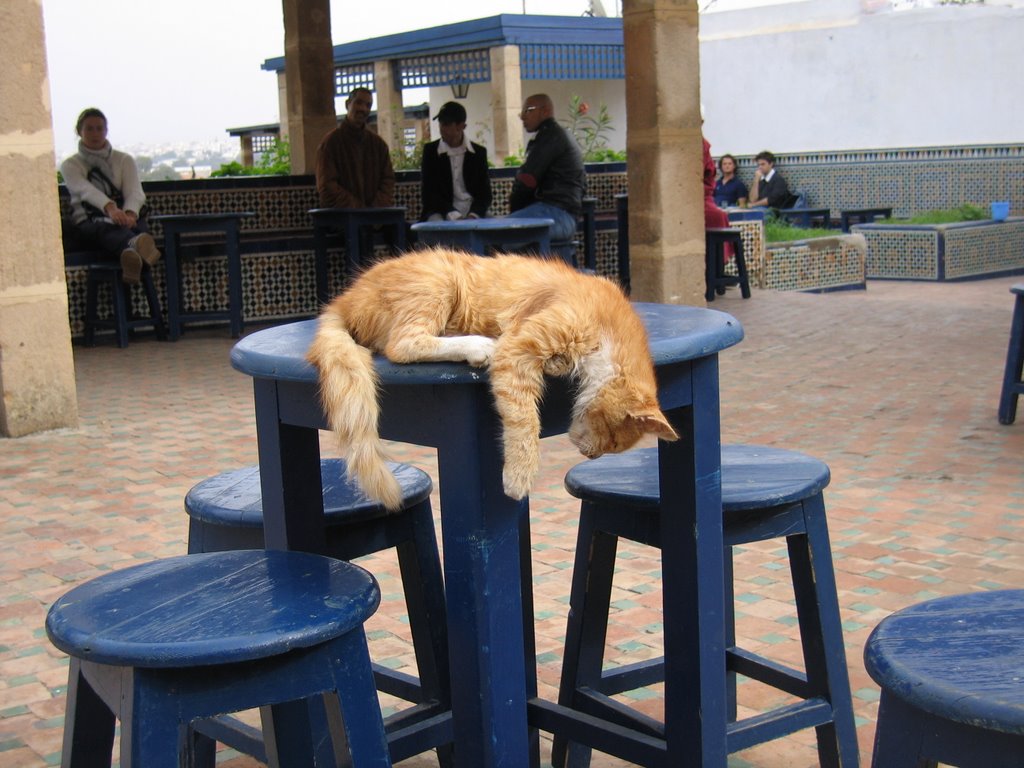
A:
61 108 160 284
713 154 748 208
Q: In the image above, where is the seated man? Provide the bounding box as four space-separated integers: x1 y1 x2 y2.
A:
507 93 585 243
748 150 795 209
420 101 491 221
315 87 395 208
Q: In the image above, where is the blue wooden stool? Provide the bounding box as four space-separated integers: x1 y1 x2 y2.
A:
998 283 1024 424
551 444 858 768
84 263 165 347
705 227 751 301
864 589 1024 768
184 459 452 766
45 550 392 768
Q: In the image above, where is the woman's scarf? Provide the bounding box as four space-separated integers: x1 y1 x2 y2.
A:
76 139 116 188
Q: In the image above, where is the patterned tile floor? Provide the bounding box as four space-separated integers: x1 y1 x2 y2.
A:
2 275 1023 766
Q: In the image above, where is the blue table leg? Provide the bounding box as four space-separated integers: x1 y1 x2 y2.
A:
164 231 182 341
226 221 243 338
314 224 330 306
432 384 532 768
660 356 728 767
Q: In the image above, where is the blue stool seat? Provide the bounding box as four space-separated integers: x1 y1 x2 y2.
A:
45 550 392 768
864 589 1024 767
184 459 451 766
84 263 165 347
998 284 1024 424
550 444 857 768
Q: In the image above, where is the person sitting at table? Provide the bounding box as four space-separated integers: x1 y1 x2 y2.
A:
713 153 748 208
315 87 395 209
420 101 491 222
507 93 585 243
704 137 732 263
748 150 795 209
60 107 161 285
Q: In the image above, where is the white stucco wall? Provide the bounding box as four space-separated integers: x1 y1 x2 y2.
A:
701 1 1024 154
426 79 628 159
422 2 1023 158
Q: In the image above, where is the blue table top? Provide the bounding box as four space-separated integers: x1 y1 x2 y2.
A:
309 207 406 216
411 217 555 232
231 303 743 384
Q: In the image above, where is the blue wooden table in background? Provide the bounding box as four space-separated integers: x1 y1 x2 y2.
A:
231 303 744 767
411 216 554 256
310 207 407 305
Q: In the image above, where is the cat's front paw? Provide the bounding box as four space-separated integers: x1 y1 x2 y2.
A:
502 443 539 500
463 336 496 367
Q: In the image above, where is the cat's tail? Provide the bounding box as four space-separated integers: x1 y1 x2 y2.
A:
306 308 404 511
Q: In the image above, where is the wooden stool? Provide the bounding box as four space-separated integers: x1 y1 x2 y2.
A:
551 444 858 768
84 263 165 347
185 459 451 766
45 550 392 768
998 283 1024 424
705 227 751 301
864 589 1024 768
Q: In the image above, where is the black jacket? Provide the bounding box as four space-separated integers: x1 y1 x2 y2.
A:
420 139 492 220
509 118 585 217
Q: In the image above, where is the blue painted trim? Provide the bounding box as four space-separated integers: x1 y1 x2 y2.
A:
263 15 624 72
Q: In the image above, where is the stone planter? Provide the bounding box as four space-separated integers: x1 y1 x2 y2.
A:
853 217 1024 280
760 233 867 292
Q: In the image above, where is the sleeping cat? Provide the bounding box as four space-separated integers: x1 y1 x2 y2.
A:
307 248 678 511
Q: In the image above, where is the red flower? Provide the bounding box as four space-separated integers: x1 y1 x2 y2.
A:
577 102 590 115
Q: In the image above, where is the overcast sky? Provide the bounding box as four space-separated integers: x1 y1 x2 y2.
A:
42 0 605 159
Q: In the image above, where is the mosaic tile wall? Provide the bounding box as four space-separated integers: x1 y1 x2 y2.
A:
763 235 867 292
60 145 1021 336
855 218 1024 281
724 145 1022 219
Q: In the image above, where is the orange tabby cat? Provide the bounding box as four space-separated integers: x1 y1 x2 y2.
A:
307 248 678 510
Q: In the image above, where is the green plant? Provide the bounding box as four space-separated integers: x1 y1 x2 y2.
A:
764 216 838 243
880 204 988 225
211 138 290 177
390 140 425 172
560 95 617 162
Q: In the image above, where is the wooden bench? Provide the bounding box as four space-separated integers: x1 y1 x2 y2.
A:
864 589 1024 767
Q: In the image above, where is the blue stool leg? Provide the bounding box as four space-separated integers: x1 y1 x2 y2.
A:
123 670 183 768
870 691 935 768
551 505 618 768
998 291 1024 425
724 545 739 722
790 494 859 767
327 631 393 768
61 658 116 768
111 279 129 348
84 273 100 347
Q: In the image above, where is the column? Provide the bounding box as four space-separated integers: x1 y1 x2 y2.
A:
0 0 78 436
489 45 524 162
373 60 404 156
282 0 337 174
623 0 706 305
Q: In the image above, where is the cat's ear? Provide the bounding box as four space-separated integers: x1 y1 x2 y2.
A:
632 409 679 442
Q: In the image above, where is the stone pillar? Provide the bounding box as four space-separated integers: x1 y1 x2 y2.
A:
0 0 78 436
240 135 255 167
276 70 291 141
622 0 705 305
373 60 403 156
489 45 524 162
282 0 336 174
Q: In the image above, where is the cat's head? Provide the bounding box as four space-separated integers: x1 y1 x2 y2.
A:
569 378 679 459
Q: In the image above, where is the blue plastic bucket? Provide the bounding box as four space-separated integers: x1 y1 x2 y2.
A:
992 201 1010 221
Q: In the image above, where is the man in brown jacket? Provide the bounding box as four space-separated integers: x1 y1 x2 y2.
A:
315 87 395 208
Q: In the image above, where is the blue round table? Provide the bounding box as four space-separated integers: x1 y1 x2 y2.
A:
231 302 744 767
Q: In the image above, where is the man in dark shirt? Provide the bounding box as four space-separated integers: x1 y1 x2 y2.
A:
315 87 395 208
748 150 794 209
507 93 585 242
